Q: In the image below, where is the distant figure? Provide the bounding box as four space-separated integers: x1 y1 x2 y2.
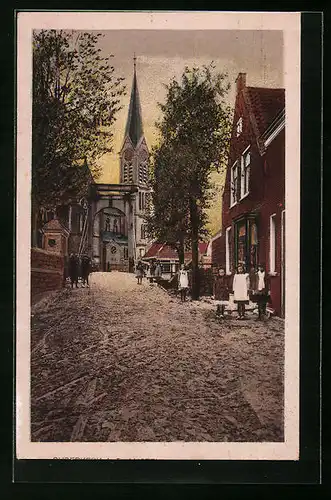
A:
149 261 156 283
107 261 111 272
178 264 189 302
81 254 92 288
136 260 144 285
213 267 231 319
154 260 162 282
68 252 79 288
233 264 250 319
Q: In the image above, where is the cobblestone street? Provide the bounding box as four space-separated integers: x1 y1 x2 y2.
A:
31 272 284 442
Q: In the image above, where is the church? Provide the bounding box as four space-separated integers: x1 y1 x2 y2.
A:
88 57 153 271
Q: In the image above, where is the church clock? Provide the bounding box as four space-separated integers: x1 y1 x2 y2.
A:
124 149 134 161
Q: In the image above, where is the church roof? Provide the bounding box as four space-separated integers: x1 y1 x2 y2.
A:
124 60 144 148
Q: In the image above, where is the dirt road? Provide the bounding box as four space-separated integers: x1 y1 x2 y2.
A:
31 272 284 442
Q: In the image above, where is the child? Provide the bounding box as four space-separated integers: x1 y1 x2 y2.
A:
81 254 91 288
232 264 250 319
213 267 231 319
136 260 144 285
251 264 270 320
178 264 189 302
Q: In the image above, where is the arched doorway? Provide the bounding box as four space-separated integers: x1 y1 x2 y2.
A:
93 206 129 271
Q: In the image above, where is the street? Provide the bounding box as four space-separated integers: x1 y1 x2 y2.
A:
31 272 284 442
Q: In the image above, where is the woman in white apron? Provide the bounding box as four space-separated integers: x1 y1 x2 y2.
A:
178 264 189 302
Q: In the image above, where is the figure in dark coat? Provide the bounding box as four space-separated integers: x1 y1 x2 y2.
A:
68 253 79 288
81 254 92 287
250 264 270 320
213 268 232 318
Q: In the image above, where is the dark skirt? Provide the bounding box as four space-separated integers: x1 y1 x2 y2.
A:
250 291 270 304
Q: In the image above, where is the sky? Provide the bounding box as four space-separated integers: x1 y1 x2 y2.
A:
85 29 284 234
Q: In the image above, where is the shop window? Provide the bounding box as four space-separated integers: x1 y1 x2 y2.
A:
230 161 238 207
240 148 251 198
234 217 258 271
269 214 276 273
225 226 232 274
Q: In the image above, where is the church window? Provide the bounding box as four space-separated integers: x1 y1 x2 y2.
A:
123 163 128 183
128 163 133 183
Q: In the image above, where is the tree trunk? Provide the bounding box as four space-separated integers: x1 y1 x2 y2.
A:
177 236 185 265
190 197 200 300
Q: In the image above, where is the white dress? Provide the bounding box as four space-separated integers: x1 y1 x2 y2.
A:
233 273 249 302
178 270 189 290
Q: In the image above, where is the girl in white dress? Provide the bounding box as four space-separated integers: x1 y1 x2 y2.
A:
232 264 250 319
178 264 189 302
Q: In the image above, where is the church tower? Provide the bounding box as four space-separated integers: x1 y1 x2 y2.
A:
120 55 151 260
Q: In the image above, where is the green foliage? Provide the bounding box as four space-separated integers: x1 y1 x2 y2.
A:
148 64 232 288
32 30 126 206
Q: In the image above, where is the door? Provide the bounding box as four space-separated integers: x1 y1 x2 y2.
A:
281 210 285 317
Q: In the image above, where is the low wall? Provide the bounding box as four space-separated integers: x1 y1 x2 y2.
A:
31 248 64 299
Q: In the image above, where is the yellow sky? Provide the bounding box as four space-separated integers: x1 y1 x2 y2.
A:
91 30 283 235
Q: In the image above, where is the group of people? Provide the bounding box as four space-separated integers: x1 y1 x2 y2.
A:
135 260 162 285
67 253 92 289
213 263 270 321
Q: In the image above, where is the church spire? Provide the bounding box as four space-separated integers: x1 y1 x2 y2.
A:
124 54 144 147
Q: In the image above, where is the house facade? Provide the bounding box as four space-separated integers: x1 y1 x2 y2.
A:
212 73 285 317
143 242 209 280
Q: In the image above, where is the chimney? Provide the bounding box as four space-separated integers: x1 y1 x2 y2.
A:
235 72 246 94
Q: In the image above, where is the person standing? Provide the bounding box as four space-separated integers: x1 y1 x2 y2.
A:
136 260 144 285
213 267 231 319
154 260 162 283
68 252 79 289
149 260 156 283
178 264 189 302
81 254 92 288
232 264 250 319
250 263 270 320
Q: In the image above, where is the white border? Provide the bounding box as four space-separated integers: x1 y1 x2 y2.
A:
16 11 300 461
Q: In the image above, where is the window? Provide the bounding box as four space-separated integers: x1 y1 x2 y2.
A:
139 192 142 211
128 163 133 183
269 214 276 273
141 224 147 240
79 214 84 233
230 161 238 206
240 148 251 198
162 263 170 273
124 247 128 260
236 117 243 137
225 227 232 274
123 164 128 183
234 217 258 271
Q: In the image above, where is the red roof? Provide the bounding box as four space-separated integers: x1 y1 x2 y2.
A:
143 242 208 260
245 86 285 136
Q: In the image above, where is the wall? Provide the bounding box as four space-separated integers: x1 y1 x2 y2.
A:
31 248 64 300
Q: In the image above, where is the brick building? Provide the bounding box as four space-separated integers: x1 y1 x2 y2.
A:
212 73 285 317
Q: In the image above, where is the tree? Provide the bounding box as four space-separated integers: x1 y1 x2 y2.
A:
147 142 208 265
152 64 232 299
32 29 126 213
